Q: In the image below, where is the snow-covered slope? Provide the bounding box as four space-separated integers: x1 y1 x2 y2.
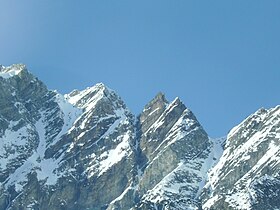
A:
202 106 280 210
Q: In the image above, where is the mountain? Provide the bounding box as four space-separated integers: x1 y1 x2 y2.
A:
0 64 279 210
201 106 280 210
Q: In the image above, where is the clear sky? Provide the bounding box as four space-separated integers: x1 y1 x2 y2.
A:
0 1 280 137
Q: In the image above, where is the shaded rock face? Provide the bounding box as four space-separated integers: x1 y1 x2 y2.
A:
0 64 279 210
134 95 211 210
107 94 212 210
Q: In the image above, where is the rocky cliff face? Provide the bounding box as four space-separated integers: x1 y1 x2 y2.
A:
0 64 279 210
134 94 212 210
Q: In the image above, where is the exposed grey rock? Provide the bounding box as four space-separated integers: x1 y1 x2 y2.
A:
131 94 211 210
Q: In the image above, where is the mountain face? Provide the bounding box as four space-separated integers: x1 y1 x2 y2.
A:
201 106 280 210
0 64 279 210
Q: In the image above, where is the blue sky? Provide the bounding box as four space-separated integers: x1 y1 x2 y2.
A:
0 1 280 137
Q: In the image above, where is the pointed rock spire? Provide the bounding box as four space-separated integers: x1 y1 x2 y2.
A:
139 92 169 133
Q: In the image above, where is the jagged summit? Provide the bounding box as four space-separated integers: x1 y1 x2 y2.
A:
0 63 26 72
151 92 168 104
0 64 26 79
142 92 168 112
140 92 187 131
64 83 129 125
142 92 185 115
66 82 114 105
0 64 279 210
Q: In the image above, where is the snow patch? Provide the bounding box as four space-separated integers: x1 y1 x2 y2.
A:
98 133 132 176
202 195 220 209
0 120 33 170
48 93 83 147
4 113 64 191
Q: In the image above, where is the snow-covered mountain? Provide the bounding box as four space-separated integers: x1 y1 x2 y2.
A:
201 106 280 210
0 64 279 210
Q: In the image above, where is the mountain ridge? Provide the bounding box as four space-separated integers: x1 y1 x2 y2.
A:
0 64 279 210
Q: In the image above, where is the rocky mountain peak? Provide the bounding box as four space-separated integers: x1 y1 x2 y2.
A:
202 105 280 210
0 63 26 72
153 92 167 102
143 92 168 111
0 64 27 79
139 92 169 133
65 82 126 114
135 93 211 209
